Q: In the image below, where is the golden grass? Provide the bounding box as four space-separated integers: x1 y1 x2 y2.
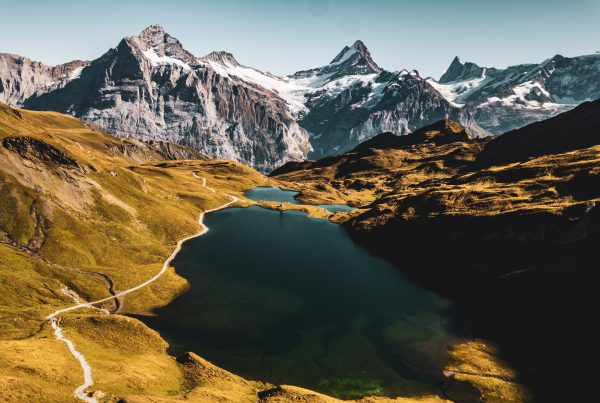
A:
446 341 532 402
270 126 600 401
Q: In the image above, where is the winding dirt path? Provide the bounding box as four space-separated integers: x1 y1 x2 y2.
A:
45 173 238 402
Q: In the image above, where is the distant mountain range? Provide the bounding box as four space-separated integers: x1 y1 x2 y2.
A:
427 52 600 134
1 25 599 170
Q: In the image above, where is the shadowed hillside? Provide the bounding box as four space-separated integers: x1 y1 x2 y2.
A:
273 104 600 402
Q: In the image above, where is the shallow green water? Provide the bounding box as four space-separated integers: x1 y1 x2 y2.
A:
138 189 464 398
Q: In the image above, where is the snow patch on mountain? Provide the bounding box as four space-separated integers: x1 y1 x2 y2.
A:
143 48 191 70
69 66 85 80
201 58 309 114
427 68 488 107
480 81 558 109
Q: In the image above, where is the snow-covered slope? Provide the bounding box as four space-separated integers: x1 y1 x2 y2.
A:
428 53 600 134
288 41 483 157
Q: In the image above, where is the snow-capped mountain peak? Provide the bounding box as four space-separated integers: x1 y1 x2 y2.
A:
328 39 381 75
17 25 312 172
202 51 240 66
438 56 485 84
137 24 166 44
129 24 196 65
429 52 600 134
291 40 381 81
330 40 369 63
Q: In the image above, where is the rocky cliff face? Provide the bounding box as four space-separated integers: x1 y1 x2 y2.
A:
21 25 311 172
0 53 88 106
428 52 600 134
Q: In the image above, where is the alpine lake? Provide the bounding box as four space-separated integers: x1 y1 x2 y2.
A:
137 187 466 398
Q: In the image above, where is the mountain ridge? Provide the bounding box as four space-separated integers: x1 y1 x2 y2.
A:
1 25 483 170
271 102 600 401
3 24 599 170
429 51 600 134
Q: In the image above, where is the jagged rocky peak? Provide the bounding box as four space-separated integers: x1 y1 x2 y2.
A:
202 51 240 66
439 56 485 83
291 39 381 80
329 39 382 74
126 24 196 64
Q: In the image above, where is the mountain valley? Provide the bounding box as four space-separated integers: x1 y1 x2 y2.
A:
2 18 600 403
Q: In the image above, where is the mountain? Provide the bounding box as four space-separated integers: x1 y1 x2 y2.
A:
191 37 485 159
10 26 600 171
428 52 600 134
271 102 600 401
287 41 483 158
0 26 484 171
20 25 311 172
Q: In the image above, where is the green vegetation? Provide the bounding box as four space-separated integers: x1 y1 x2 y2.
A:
319 377 384 399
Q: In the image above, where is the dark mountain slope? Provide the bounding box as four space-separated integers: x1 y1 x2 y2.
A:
478 98 600 165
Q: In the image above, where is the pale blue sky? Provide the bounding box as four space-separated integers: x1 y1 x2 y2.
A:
1 0 599 78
